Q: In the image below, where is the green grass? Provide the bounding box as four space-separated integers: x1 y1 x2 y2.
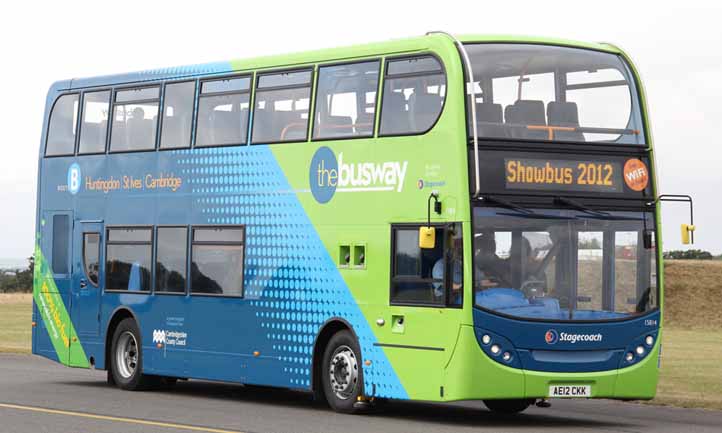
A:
651 328 722 410
0 294 32 353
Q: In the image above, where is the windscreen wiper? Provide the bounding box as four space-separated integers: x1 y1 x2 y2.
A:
554 196 611 218
482 195 536 215
554 197 648 221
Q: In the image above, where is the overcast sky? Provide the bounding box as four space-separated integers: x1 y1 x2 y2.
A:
1 1 720 260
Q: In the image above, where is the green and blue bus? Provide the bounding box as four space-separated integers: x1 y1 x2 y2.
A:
33 33 682 414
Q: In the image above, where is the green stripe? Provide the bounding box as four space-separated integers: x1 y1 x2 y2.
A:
33 243 89 368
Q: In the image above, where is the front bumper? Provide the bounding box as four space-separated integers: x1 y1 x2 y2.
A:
442 325 660 401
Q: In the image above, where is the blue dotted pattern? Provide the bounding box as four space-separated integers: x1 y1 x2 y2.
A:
71 61 233 89
174 146 408 399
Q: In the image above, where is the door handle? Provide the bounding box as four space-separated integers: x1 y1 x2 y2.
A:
79 280 87 289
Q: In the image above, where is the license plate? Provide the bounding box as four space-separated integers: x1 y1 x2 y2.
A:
548 384 591 398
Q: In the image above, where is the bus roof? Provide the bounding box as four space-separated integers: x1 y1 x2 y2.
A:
57 34 623 92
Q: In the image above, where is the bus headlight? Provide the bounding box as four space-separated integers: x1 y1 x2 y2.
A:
626 352 635 362
481 334 491 345
502 352 512 362
490 344 501 355
636 346 645 356
645 335 654 347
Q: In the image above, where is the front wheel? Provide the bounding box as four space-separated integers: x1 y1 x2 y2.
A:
321 330 364 413
483 398 534 414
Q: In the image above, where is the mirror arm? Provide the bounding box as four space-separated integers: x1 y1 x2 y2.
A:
652 194 695 244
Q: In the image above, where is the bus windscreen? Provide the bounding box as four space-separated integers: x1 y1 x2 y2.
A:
473 207 657 321
464 43 645 145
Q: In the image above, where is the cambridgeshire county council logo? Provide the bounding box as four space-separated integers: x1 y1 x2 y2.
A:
309 146 408 204
545 329 559 345
67 163 81 195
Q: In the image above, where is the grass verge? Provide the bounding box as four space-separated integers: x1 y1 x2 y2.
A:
0 293 32 353
651 328 722 410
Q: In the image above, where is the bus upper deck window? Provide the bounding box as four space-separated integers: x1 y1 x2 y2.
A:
252 70 313 144
79 90 110 154
313 60 380 139
45 94 79 156
161 81 196 149
196 77 251 147
379 56 446 136
110 87 160 152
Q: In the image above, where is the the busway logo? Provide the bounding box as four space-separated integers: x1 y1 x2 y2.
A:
67 163 81 195
545 329 559 345
546 330 603 345
309 146 408 204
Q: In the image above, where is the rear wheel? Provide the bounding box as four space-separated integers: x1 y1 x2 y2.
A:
110 318 155 390
321 330 364 413
483 398 534 414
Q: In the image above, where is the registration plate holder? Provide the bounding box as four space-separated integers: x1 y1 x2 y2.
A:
548 384 591 398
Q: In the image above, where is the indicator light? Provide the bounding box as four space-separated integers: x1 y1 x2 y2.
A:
626 352 634 362
502 352 512 362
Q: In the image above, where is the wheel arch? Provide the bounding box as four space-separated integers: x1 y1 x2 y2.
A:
311 317 360 398
103 306 139 371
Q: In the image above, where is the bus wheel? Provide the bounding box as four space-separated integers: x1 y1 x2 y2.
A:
483 398 534 414
110 318 154 391
321 330 364 413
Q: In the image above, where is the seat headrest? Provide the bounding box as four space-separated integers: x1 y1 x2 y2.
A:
507 100 546 125
475 102 503 123
547 101 580 126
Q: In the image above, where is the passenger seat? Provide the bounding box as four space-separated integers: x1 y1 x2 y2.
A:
473 102 506 138
547 101 585 142
409 91 442 132
381 92 411 135
505 100 548 140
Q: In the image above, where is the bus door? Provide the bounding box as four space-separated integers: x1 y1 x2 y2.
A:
380 223 464 400
36 211 74 362
71 221 104 338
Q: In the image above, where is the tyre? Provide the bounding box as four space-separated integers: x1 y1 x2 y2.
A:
483 398 534 414
321 330 364 413
109 318 155 390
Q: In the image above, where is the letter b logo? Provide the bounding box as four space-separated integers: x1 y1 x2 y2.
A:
67 163 81 195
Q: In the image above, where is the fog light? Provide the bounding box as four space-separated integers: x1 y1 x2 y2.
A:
645 335 654 347
626 352 634 362
502 352 512 362
490 344 501 355
636 345 645 356
482 334 491 345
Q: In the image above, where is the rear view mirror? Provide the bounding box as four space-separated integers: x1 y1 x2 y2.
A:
419 226 436 249
681 224 696 245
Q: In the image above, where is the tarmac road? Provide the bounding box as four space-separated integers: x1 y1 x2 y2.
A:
0 353 720 433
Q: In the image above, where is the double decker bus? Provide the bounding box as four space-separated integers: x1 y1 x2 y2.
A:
33 33 689 414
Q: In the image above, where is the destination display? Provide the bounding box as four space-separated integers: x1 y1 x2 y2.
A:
473 150 652 198
505 158 623 193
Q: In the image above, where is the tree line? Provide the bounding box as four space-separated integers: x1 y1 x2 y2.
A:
0 257 33 293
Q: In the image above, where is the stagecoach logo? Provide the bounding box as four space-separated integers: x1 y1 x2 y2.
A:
67 163 81 195
546 329 603 345
152 329 187 347
309 146 408 204
545 329 559 345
